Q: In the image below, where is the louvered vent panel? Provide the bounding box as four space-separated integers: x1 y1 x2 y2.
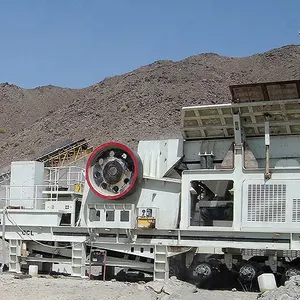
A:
292 199 300 222
247 184 286 222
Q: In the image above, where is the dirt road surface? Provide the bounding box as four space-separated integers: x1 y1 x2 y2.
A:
0 273 258 300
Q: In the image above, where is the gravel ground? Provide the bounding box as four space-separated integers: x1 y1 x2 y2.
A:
258 276 300 300
0 273 258 300
0 240 9 263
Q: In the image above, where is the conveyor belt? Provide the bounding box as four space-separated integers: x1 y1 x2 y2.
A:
0 138 93 184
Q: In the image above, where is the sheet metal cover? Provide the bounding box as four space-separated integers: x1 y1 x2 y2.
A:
182 99 300 139
230 80 300 103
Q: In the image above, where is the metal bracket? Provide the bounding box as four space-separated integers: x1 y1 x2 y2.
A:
224 253 233 270
264 115 271 180
233 113 242 146
185 249 196 268
266 256 277 273
126 229 137 242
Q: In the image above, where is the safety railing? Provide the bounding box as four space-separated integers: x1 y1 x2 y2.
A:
0 185 60 210
0 166 86 210
44 166 85 191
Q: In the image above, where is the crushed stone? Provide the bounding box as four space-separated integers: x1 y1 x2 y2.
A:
0 272 258 300
258 275 300 300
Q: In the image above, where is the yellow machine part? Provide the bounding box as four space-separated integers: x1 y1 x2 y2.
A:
74 183 83 193
137 217 156 229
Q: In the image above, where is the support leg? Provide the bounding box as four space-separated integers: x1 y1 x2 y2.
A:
9 239 22 273
71 242 87 278
154 245 169 281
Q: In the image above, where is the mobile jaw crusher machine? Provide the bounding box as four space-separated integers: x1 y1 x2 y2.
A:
1 80 300 287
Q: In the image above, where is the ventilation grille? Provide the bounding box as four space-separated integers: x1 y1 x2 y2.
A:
247 184 286 222
283 250 300 258
292 199 300 222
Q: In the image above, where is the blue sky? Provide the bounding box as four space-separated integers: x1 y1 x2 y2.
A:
0 0 299 88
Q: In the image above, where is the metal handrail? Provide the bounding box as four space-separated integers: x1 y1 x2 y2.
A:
44 166 85 187
0 184 60 210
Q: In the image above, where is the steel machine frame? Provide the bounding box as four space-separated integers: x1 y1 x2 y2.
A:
1 80 300 288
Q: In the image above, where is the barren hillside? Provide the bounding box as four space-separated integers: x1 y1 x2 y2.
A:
1 44 300 168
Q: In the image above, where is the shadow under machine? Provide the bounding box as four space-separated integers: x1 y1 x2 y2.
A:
1 80 300 288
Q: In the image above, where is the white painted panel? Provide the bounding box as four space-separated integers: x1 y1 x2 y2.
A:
137 187 180 230
138 139 183 178
5 211 60 226
10 161 45 209
242 179 300 231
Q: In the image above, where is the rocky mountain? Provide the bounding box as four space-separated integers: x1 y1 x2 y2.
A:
1 44 300 169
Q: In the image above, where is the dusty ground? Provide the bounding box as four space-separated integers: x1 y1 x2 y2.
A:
0 273 258 300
